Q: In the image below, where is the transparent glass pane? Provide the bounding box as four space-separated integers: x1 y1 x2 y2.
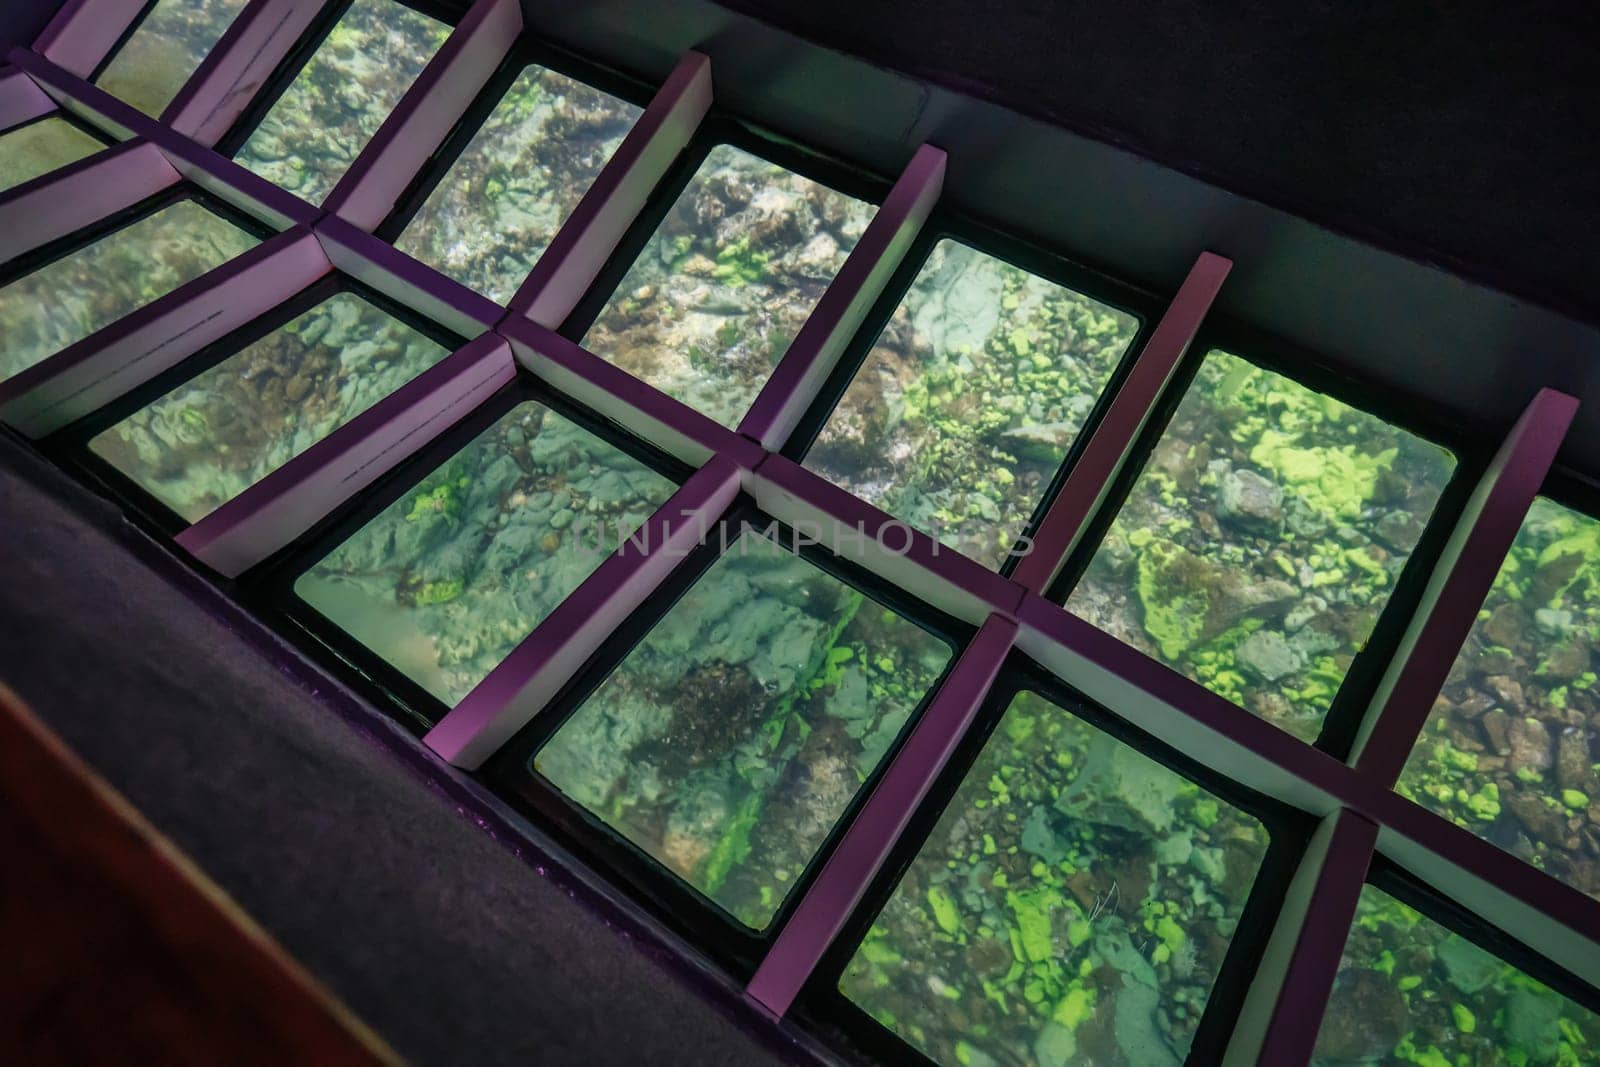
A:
583 143 876 428
0 117 104 194
534 527 953 929
234 0 450 204
0 199 259 384
1396 497 1600 899
95 0 250 116
841 690 1269 1066
1312 884 1599 1065
89 293 450 523
1066 350 1456 742
296 402 676 707
806 240 1140 567
395 65 642 303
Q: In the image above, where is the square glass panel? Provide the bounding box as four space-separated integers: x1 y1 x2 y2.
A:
234 0 450 204
1312 884 1599 1064
88 293 451 523
1396 497 1600 898
296 401 676 707
583 143 876 428
533 526 954 929
0 116 105 194
95 0 251 116
840 690 1270 1066
0 199 259 384
1066 350 1456 742
805 239 1140 567
394 65 642 303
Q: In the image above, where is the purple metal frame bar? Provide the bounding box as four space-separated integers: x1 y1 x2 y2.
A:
1012 250 1231 593
746 613 1018 1016
0 65 55 129
31 0 144 78
0 137 177 260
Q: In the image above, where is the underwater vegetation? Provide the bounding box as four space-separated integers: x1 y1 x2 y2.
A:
806 239 1139 568
396 65 642 303
234 0 450 204
0 199 258 384
94 0 249 117
1313 884 1599 1065
89 292 449 523
1067 350 1456 742
841 689 1268 1066
585 143 876 428
0 116 105 194
1397 498 1600 900
297 401 676 707
534 526 953 929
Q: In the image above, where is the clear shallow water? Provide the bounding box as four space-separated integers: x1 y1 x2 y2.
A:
395 65 642 303
296 401 677 708
584 143 876 428
1398 497 1600 900
0 117 105 194
0 199 258 384
533 526 953 929
1312 884 1598 1065
841 689 1268 1066
806 239 1140 567
90 292 449 523
94 0 249 116
234 0 450 204
1067 350 1456 742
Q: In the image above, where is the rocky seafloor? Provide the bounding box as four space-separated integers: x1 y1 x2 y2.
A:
94 0 249 117
0 116 105 195
584 142 877 428
534 528 953 929
296 401 677 707
234 0 450 204
90 292 449 523
806 239 1140 568
1067 350 1457 742
1398 497 1600 899
1313 885 1598 1065
395 64 642 303
841 690 1268 1066
0 199 258 383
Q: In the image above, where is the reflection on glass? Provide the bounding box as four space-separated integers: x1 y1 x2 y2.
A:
806 240 1139 567
89 293 449 522
1312 884 1598 1065
95 0 250 116
841 690 1268 1066
395 65 641 303
0 199 258 384
534 527 952 928
0 117 105 194
234 0 449 203
584 143 876 428
1066 350 1456 742
296 402 676 708
1396 497 1600 899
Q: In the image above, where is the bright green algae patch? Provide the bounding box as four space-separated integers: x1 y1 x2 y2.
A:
94 0 250 116
234 0 450 204
534 527 953 929
89 293 449 523
1397 498 1600 899
806 239 1139 568
395 65 642 302
296 401 676 708
1067 350 1455 742
584 143 877 428
841 690 1269 1066
1312 884 1599 1065
0 199 259 384
0 117 105 194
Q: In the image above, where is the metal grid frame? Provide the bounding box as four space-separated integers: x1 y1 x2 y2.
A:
3 1 1597 1063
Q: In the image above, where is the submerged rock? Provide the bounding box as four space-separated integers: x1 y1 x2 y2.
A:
1217 468 1283 532
1055 734 1182 835
1236 630 1304 683
1316 969 1409 1060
